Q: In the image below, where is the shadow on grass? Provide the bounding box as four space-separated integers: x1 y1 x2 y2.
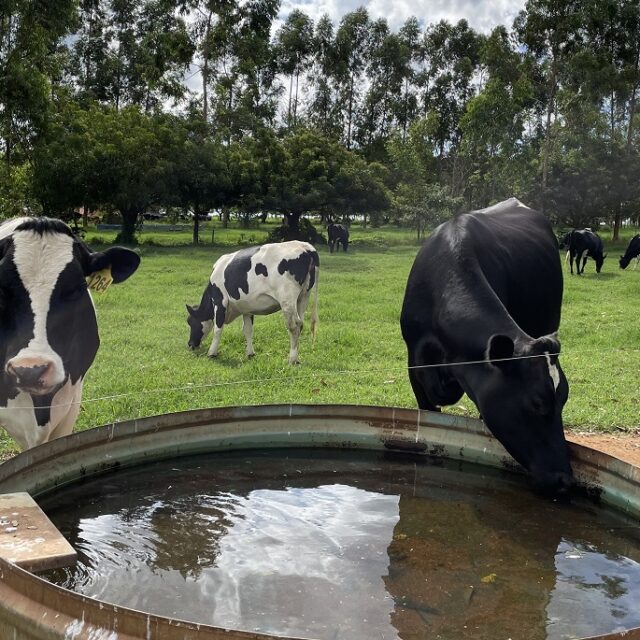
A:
567 272 620 280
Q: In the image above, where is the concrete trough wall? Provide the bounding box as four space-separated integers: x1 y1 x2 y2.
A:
0 404 637 640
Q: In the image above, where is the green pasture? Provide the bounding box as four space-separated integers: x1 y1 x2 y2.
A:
0 225 638 456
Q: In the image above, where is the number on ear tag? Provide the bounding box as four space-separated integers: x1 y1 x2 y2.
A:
86 268 114 294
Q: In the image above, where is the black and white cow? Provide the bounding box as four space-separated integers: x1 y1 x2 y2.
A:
187 241 319 364
559 229 606 274
619 234 640 270
0 217 140 449
401 198 572 494
327 223 349 253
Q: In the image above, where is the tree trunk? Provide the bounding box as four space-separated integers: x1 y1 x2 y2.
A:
282 212 302 240
627 50 639 147
202 11 212 128
222 206 230 229
193 208 200 245
347 72 355 150
83 204 88 228
118 208 140 244
541 56 558 214
613 200 622 242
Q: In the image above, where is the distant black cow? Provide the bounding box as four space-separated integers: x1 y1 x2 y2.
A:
619 234 640 270
327 223 349 253
559 229 606 274
401 198 572 495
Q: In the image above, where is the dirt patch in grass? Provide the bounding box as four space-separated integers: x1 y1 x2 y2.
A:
568 431 640 467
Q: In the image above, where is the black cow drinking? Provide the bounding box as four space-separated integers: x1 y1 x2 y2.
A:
401 198 572 495
0 217 140 449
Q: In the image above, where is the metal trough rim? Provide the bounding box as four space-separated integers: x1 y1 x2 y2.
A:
0 403 636 640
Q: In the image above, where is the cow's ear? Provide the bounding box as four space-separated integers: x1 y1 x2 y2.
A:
86 247 141 283
186 304 197 317
602 253 607 260
486 334 515 366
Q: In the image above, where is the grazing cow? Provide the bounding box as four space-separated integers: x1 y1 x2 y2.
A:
619 235 640 270
401 198 572 494
187 241 319 364
559 229 606 274
0 217 140 450
327 223 349 253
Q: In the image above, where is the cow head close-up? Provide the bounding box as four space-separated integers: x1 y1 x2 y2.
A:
475 333 573 496
0 218 140 397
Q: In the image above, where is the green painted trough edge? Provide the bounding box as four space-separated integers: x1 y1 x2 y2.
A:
0 404 636 640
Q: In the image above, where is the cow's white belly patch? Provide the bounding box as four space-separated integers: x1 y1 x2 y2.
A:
231 293 281 316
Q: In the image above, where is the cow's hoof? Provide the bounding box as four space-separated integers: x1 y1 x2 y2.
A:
289 359 301 366
247 353 255 359
208 353 218 359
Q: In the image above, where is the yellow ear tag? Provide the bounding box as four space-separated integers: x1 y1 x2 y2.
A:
86 268 114 294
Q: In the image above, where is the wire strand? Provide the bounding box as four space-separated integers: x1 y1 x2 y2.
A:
0 352 564 412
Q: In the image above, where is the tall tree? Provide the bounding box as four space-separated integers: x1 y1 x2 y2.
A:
515 0 583 211
334 9 370 149
275 9 314 128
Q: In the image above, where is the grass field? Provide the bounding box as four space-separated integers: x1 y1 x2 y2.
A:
0 223 638 456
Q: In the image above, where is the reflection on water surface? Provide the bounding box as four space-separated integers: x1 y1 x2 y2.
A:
39 449 640 640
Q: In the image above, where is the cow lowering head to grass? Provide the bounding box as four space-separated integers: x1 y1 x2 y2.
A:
619 235 640 270
401 198 572 496
560 229 606 275
186 241 319 365
0 217 140 449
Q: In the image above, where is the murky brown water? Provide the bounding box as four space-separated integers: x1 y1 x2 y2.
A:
38 449 640 640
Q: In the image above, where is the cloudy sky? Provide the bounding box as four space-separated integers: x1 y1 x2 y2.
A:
277 0 526 33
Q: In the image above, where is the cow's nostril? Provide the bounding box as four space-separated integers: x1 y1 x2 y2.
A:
10 364 50 387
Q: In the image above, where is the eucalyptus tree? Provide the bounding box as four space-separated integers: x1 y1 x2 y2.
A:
515 0 584 211
396 17 421 142
275 9 314 128
357 18 408 158
420 19 483 175
307 14 341 139
334 8 370 149
458 26 538 207
186 0 278 137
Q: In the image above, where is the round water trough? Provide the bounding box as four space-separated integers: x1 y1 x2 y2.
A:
0 404 638 640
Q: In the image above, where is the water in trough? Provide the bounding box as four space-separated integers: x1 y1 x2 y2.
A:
39 448 640 640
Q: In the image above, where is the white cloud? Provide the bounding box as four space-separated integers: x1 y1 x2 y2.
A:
278 0 525 33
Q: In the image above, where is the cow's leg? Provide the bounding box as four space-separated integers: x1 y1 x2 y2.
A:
574 251 583 275
407 341 463 411
634 257 639 271
243 314 255 358
208 325 224 357
569 251 575 275
48 380 84 441
581 254 588 274
207 303 229 358
329 239 334 253
281 302 303 365
342 239 347 252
